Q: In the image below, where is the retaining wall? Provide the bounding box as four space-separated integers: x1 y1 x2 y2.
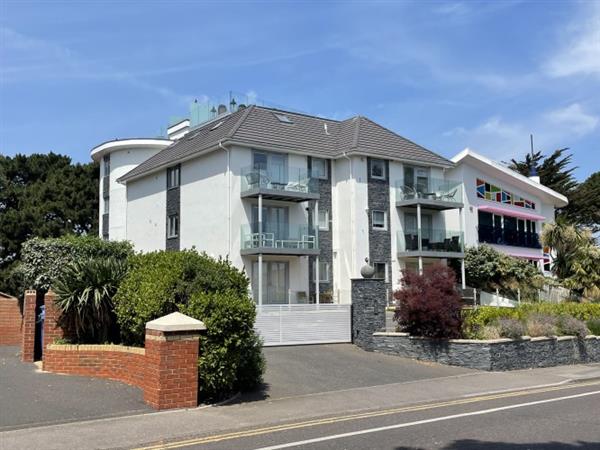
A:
371 332 600 371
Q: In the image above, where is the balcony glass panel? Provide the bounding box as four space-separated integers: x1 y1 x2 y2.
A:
478 225 541 249
398 228 464 253
241 223 318 250
241 165 319 195
396 178 463 204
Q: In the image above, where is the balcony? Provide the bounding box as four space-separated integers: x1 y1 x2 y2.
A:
241 223 319 256
396 178 463 210
240 165 320 202
398 228 464 258
478 225 541 249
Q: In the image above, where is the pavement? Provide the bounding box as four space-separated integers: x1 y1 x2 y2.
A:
0 346 151 431
2 344 599 449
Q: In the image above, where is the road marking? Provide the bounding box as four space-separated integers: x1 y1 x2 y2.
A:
254 390 600 450
133 381 600 449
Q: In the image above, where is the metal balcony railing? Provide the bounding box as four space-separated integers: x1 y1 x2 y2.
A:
398 228 464 253
241 165 319 196
478 225 541 249
241 223 318 251
396 178 463 206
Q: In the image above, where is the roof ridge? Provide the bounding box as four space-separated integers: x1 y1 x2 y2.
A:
359 116 453 165
351 116 361 149
253 105 342 123
227 104 255 138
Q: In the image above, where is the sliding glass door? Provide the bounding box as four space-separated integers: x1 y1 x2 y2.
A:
252 205 289 240
252 261 289 304
404 166 430 195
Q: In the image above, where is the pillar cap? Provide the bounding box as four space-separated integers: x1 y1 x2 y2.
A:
146 312 206 332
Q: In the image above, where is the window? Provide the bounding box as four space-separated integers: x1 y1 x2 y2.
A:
373 263 387 281
167 165 180 189
317 209 329 231
103 198 109 214
312 158 328 179
370 159 386 180
103 155 110 175
167 214 179 238
314 261 330 283
274 113 293 124
372 210 387 230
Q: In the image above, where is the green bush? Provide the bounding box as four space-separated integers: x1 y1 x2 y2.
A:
114 250 249 345
19 235 133 291
497 318 526 340
462 304 600 339
53 257 128 344
181 290 265 402
587 318 600 335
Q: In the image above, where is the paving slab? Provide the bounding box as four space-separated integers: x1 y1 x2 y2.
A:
0 346 151 431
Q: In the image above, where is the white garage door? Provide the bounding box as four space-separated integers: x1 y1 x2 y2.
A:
255 304 351 346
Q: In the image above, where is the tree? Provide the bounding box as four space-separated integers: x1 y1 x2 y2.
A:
509 147 578 198
542 219 600 300
564 172 600 233
0 153 99 295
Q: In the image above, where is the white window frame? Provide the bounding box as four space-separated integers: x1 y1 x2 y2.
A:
317 209 329 231
372 210 387 230
167 214 179 238
370 159 386 180
314 261 330 283
312 158 328 179
167 165 180 189
373 262 387 281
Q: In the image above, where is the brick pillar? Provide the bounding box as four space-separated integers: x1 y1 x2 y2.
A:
143 312 205 410
21 290 37 362
43 291 66 358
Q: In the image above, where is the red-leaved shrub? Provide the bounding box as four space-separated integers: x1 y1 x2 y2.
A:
393 264 462 338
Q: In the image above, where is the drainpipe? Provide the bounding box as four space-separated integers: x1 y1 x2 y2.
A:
342 152 356 277
218 141 231 257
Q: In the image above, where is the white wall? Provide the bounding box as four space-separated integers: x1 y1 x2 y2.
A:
126 171 166 252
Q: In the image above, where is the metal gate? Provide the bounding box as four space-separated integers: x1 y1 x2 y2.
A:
255 304 351 346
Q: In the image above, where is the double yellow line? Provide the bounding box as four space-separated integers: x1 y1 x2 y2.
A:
134 380 600 450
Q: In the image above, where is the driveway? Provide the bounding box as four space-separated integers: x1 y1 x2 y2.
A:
0 346 151 431
245 344 476 401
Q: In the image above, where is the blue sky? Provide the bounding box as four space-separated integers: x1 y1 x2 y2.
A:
1 0 598 180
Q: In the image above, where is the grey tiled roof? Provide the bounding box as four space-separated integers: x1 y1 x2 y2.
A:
119 105 452 182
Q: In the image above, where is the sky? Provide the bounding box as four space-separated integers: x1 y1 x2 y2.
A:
1 0 599 181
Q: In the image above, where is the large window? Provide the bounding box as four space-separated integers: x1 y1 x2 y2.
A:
312 158 328 179
167 165 180 189
370 159 386 180
167 214 179 238
476 178 536 209
404 166 429 194
317 209 329 231
252 261 289 304
477 210 540 248
372 210 387 230
253 151 287 184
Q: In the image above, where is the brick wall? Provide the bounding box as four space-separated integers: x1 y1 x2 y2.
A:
21 290 37 362
43 344 146 387
0 293 22 345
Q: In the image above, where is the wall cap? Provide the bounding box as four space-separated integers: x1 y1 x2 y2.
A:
373 331 409 337
146 312 206 332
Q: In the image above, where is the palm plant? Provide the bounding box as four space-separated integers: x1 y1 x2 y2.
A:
53 257 128 343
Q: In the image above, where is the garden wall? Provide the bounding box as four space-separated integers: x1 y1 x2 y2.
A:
371 332 600 371
43 344 146 387
0 292 21 345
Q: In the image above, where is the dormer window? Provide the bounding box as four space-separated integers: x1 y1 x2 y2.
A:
274 113 293 124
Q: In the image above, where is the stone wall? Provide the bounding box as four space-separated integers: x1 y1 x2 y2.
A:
166 176 180 251
371 332 600 371
367 158 392 290
0 293 21 345
351 278 387 350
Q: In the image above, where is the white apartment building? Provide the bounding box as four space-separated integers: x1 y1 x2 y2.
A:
91 103 566 345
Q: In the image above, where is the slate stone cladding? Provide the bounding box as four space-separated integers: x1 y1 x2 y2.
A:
351 278 387 350
367 158 392 291
166 165 180 251
308 158 333 301
370 334 600 371
102 213 109 240
102 155 110 240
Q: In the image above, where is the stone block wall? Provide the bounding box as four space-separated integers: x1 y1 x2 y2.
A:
351 278 387 350
371 332 600 371
0 293 22 345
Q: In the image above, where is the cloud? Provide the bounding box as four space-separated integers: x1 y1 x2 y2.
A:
543 3 600 78
444 103 599 159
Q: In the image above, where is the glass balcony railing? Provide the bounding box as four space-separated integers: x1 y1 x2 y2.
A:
478 225 541 249
398 228 464 253
241 165 319 196
396 178 463 204
241 223 318 251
